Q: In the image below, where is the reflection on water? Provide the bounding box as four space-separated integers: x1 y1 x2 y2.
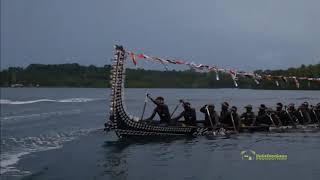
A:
102 141 130 180
100 131 320 180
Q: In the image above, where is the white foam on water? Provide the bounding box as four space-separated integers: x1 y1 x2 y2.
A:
0 98 103 105
1 152 34 174
0 128 100 176
58 98 99 103
1 109 81 122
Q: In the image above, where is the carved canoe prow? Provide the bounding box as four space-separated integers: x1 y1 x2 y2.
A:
107 45 201 138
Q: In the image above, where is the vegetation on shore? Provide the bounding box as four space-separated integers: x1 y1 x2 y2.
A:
1 63 319 89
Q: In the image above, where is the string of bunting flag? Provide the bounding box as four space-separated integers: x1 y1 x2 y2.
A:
126 50 320 88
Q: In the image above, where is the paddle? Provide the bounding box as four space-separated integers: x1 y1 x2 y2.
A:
205 105 215 131
267 112 277 127
170 100 183 118
284 106 297 128
230 112 239 133
140 91 149 121
310 105 320 125
298 109 305 125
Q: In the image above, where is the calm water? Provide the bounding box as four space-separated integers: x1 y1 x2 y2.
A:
1 88 320 180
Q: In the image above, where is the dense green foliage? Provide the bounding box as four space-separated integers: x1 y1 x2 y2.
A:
1 63 319 89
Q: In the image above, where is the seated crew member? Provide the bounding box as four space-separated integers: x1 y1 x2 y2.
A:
220 105 240 131
310 104 319 124
297 103 312 125
266 108 282 126
230 106 241 131
313 103 320 123
254 104 280 126
275 102 291 126
303 102 313 124
240 104 256 127
287 103 299 124
145 95 171 125
303 102 318 124
172 102 197 126
200 104 219 128
253 104 267 125
219 102 230 123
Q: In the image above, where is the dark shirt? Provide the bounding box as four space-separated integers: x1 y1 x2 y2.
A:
219 110 230 124
173 108 197 126
256 112 281 126
256 114 271 125
200 105 219 127
314 110 320 123
258 110 266 117
276 110 291 126
309 109 319 123
296 109 311 125
147 104 171 124
231 112 240 130
240 112 256 126
286 110 299 124
220 110 240 130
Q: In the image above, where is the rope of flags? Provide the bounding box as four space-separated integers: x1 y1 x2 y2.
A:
126 50 320 88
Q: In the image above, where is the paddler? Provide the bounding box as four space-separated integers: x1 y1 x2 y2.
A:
240 104 256 127
200 104 219 128
275 103 291 126
219 102 230 123
253 104 267 126
296 102 312 125
219 104 240 131
286 103 299 124
314 103 320 123
254 104 280 126
230 106 241 131
303 102 313 123
145 95 171 125
266 108 282 126
310 103 320 124
172 101 197 126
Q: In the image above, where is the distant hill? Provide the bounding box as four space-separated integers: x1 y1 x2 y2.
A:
1 63 319 89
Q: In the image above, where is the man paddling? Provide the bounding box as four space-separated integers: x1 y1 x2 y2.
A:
230 106 241 131
253 104 268 126
145 95 171 125
275 103 292 126
172 101 197 126
296 103 312 125
219 104 240 131
200 104 219 128
286 103 299 124
219 102 230 123
254 104 281 126
310 103 320 124
314 103 320 124
240 104 256 127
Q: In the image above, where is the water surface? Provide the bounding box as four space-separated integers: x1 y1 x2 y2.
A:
1 88 320 180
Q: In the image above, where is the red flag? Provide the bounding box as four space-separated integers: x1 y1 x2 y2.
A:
175 60 186 64
129 52 137 65
136 54 146 59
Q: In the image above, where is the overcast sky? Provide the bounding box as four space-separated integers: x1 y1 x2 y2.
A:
1 0 320 71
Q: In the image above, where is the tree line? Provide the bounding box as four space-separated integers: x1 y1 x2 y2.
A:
1 63 319 89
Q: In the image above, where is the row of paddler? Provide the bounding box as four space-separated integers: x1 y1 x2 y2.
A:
142 95 320 132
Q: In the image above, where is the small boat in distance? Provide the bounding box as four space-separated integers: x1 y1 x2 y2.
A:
105 45 319 138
